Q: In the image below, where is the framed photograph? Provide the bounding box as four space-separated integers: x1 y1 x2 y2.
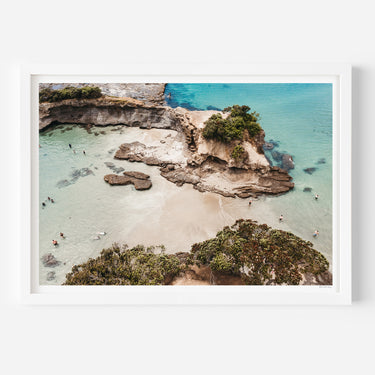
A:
20 64 351 305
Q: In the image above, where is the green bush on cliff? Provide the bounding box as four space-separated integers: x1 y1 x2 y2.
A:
39 86 102 103
64 244 183 285
202 105 262 143
191 219 329 285
231 145 245 160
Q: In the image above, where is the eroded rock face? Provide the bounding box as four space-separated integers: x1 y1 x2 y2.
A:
39 97 180 131
104 171 152 190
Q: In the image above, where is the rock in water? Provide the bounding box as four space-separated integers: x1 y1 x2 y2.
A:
263 142 274 150
281 154 295 171
303 187 312 192
303 167 317 175
42 253 61 267
56 179 71 188
271 150 283 161
104 171 152 190
47 271 56 281
317 158 326 164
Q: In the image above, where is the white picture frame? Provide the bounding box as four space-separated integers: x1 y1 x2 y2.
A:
20 63 352 305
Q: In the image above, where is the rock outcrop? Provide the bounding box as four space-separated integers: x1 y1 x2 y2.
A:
39 96 180 131
40 83 166 105
40 86 294 198
113 108 294 198
104 171 152 190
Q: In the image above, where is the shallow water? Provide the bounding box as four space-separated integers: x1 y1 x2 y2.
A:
39 83 332 284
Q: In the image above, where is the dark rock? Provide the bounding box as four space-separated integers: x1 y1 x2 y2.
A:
47 271 56 281
303 167 317 175
123 171 150 180
317 158 326 164
271 150 283 161
303 187 312 192
104 172 152 190
71 168 94 182
281 154 295 171
263 142 274 150
56 179 71 188
42 253 61 268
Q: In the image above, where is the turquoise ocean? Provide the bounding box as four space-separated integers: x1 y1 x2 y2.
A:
39 83 332 284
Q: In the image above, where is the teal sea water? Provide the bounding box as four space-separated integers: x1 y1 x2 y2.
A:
39 83 332 284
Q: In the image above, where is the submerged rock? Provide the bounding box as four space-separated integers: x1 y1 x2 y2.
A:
263 142 274 150
303 167 317 175
71 168 94 181
46 271 56 281
42 253 61 268
281 154 295 171
56 179 71 188
317 158 326 164
271 150 283 161
303 187 312 192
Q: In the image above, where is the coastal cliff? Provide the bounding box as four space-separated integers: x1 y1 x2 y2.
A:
39 91 294 198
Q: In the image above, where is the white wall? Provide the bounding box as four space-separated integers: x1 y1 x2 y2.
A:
0 1 374 374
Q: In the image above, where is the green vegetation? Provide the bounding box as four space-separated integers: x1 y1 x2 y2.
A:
64 220 330 286
64 244 183 285
191 219 329 285
231 144 245 160
202 105 262 143
39 86 102 103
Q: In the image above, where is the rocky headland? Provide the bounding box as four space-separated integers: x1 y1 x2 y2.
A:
39 84 294 198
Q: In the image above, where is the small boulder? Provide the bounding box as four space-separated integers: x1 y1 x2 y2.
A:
303 167 317 175
47 271 56 281
42 253 61 268
263 142 274 151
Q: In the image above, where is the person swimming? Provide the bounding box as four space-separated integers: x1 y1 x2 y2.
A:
313 230 319 237
51 198 54 203
315 194 319 200
248 200 252 206
42 202 46 207
83 150 86 155
279 214 283 222
59 232 65 238
52 240 58 246
69 144 72 148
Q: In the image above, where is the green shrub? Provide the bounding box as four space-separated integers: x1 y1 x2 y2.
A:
64 244 183 285
202 105 261 143
39 86 102 103
191 219 329 285
231 144 245 160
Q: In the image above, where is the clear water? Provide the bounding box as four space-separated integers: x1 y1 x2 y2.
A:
39 83 332 284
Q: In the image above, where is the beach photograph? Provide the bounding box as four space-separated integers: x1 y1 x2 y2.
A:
38 82 333 286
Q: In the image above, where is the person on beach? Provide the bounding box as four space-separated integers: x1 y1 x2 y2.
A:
69 144 72 149
313 230 319 237
315 194 319 200
52 240 58 246
279 214 283 222
248 200 252 206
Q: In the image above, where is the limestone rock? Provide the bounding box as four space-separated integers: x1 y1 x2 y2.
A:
104 172 152 190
